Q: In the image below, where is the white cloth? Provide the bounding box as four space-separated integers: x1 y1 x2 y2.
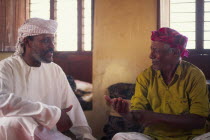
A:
192 132 210 140
112 132 210 140
0 55 95 140
0 117 40 140
34 126 71 140
14 18 58 56
112 132 154 140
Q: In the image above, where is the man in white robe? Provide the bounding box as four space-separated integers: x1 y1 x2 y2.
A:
0 18 96 140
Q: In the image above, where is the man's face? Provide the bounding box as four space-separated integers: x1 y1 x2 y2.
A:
29 34 55 63
149 41 175 71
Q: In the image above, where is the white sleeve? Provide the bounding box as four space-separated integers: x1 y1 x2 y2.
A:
0 92 61 129
59 70 96 139
70 126 97 140
0 62 61 130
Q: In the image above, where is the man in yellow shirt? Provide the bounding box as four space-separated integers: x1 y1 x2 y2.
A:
105 27 210 140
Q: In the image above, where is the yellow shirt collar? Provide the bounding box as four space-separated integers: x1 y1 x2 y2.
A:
156 60 182 78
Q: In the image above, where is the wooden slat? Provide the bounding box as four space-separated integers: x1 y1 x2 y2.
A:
15 0 18 45
16 0 27 41
196 0 204 51
91 0 94 51
5 0 16 51
0 0 6 51
0 0 27 52
50 0 54 19
78 0 83 52
26 0 30 19
16 0 27 27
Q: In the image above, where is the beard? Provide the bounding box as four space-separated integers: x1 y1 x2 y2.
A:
32 48 54 63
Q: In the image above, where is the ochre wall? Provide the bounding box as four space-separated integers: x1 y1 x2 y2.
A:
0 0 29 51
86 0 157 138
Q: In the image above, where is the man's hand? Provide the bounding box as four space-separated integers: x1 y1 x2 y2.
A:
104 95 130 114
56 105 73 132
104 95 135 122
105 95 159 126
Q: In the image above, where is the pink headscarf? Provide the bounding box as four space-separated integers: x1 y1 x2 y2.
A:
151 27 189 57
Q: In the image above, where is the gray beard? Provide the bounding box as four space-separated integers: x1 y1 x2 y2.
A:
32 52 52 64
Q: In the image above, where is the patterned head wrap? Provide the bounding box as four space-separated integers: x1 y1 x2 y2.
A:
14 18 58 55
151 27 189 57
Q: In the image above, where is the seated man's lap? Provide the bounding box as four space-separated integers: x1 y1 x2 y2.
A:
112 132 154 140
0 117 72 140
0 117 38 140
192 132 210 140
112 132 210 140
34 126 72 140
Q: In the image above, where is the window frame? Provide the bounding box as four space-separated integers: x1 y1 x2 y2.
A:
30 0 94 54
158 0 210 55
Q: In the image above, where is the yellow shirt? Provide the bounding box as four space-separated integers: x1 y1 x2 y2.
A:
131 60 209 140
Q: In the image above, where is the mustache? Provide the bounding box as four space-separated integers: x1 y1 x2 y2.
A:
45 48 54 54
